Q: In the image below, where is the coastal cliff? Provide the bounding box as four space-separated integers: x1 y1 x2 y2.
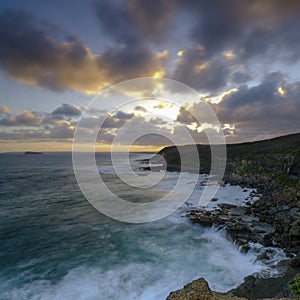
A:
156 132 300 176
156 133 300 252
157 133 300 299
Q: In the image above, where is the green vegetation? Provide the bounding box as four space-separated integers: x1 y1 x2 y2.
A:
155 133 300 181
290 274 300 296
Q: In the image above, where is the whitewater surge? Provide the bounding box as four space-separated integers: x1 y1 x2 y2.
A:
0 153 279 300
4 226 266 300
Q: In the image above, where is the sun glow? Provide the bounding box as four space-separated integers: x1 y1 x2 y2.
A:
177 50 184 57
153 70 164 78
215 88 238 104
194 63 207 73
222 50 235 58
152 104 179 121
278 86 285 96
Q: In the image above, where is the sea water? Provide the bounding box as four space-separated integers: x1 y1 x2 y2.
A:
0 153 278 300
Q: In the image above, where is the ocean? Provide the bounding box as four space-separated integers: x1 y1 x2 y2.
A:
0 152 278 300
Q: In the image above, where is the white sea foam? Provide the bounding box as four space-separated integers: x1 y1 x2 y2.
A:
1 153 285 300
5 227 268 300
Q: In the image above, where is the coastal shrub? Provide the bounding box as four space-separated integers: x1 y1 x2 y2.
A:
290 274 300 295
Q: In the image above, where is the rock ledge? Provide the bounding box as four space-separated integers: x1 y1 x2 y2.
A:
166 278 297 300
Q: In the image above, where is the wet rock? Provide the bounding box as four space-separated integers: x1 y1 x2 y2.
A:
166 278 248 300
289 207 300 219
261 235 273 247
277 199 287 206
257 251 269 260
289 226 300 237
290 256 300 267
267 207 277 216
166 277 296 300
281 205 290 211
230 260 299 299
240 245 250 253
289 247 300 254
218 203 237 209
229 207 246 216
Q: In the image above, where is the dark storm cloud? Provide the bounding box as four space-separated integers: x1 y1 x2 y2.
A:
231 72 252 84
220 72 285 109
174 72 300 141
93 0 138 45
237 17 300 62
1 1 300 95
185 1 243 58
176 106 197 125
0 9 165 93
172 45 234 92
99 45 165 82
115 111 134 120
179 0 300 59
102 115 126 128
0 10 92 91
214 74 300 137
93 0 176 45
128 0 176 42
169 0 300 91
93 0 300 61
51 103 82 116
0 10 64 64
1 1 300 98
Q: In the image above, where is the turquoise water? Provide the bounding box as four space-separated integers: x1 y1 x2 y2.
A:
0 153 265 300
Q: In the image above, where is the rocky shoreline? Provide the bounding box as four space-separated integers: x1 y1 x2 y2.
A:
168 173 300 299
187 175 300 299
188 174 300 255
154 133 300 299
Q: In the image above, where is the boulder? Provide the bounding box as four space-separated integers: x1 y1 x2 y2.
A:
166 277 296 300
290 256 300 268
289 226 300 237
166 278 248 300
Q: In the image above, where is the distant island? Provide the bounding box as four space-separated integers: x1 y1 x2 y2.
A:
24 151 43 155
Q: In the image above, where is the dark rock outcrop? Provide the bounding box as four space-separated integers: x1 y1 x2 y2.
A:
167 278 248 300
166 278 297 300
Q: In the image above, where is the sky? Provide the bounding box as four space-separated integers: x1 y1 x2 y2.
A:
0 0 300 152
